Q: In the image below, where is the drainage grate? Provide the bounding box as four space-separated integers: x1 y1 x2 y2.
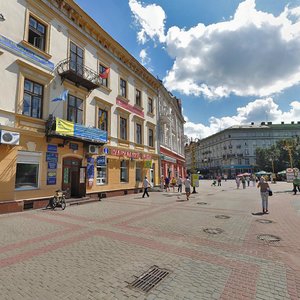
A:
215 215 230 219
128 265 170 293
197 202 208 205
256 219 273 224
203 228 224 234
257 234 281 242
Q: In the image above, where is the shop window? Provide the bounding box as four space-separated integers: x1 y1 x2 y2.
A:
136 123 142 144
28 15 47 51
120 160 128 182
120 117 127 140
96 166 107 185
135 89 141 107
148 128 154 147
120 78 127 98
67 94 83 124
15 151 41 190
98 108 108 131
23 78 43 119
136 162 142 182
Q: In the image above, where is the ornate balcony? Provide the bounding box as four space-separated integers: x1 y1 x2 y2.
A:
57 58 100 91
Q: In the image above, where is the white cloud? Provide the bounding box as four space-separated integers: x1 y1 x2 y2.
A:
139 48 150 65
129 0 166 44
129 0 300 99
184 98 300 139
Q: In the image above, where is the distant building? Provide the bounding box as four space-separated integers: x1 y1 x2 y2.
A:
158 86 186 179
185 122 300 178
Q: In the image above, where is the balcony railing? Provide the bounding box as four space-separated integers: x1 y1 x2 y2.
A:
57 58 100 91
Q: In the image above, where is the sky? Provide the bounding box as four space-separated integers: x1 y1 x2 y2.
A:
75 0 300 139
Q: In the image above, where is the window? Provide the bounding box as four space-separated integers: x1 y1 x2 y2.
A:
23 79 43 119
245 158 250 165
96 157 107 185
98 109 108 131
136 123 142 144
148 128 154 147
120 78 127 98
120 117 127 140
148 98 153 114
136 89 141 107
15 151 41 190
70 42 84 76
99 64 108 87
28 16 46 51
136 162 142 182
120 160 128 182
67 95 83 124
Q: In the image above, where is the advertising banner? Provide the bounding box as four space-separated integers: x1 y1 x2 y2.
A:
191 174 199 187
56 118 74 136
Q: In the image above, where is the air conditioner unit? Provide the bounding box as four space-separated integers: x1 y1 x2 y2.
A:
88 145 99 154
0 130 20 145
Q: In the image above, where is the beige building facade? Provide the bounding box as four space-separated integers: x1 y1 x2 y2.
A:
0 0 160 213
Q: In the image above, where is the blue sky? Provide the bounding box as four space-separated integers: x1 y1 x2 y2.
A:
75 0 300 138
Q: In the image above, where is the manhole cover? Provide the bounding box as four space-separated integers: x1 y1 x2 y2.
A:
128 265 170 293
203 228 224 234
197 202 208 205
257 234 281 242
256 219 273 224
215 215 230 219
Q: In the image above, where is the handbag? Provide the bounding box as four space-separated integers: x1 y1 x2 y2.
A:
268 190 273 196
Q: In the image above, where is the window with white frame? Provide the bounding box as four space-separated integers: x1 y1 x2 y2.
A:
15 151 41 190
96 156 107 185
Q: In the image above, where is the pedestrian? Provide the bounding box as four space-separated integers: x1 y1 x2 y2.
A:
164 176 170 192
160 175 164 191
242 177 246 189
292 177 300 195
257 177 270 214
177 176 183 193
184 176 191 201
251 175 256 187
217 176 221 186
171 177 177 192
235 176 241 189
246 176 250 187
142 176 151 198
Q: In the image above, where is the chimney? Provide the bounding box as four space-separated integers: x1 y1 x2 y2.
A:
267 122 272 125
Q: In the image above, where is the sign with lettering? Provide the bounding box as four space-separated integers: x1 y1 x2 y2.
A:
110 148 151 160
46 152 58 162
47 171 57 185
48 162 57 169
47 144 57 153
96 156 106 166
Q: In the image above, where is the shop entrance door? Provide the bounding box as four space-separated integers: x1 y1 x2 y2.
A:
62 157 84 198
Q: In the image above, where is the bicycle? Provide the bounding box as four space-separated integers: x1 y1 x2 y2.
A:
50 190 66 210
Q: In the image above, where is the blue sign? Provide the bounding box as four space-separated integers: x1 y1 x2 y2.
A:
46 152 58 162
47 171 57 185
103 147 109 154
47 144 58 153
69 143 79 150
48 162 57 169
74 124 107 143
97 156 106 166
0 34 54 71
87 157 94 179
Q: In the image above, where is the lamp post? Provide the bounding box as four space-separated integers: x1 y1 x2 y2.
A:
191 142 197 193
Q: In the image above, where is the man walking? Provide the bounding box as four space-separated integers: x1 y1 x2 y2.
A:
184 176 191 201
142 176 151 198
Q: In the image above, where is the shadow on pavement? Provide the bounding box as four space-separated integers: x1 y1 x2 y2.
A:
251 212 264 216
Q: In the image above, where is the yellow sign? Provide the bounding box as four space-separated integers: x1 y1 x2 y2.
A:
191 174 199 187
144 160 152 168
56 118 74 136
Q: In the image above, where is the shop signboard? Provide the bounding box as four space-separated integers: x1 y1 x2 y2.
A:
96 156 106 166
191 174 199 187
46 152 58 162
47 171 56 185
47 144 57 153
48 162 57 169
286 168 299 183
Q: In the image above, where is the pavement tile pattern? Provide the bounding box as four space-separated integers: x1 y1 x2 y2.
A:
0 180 300 299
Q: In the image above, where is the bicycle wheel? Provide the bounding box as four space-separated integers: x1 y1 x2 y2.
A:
61 196 66 210
51 197 57 210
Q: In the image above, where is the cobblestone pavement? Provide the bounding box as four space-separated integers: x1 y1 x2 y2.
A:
0 180 300 300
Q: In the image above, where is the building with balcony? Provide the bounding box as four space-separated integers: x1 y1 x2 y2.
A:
185 122 300 178
0 0 160 213
158 86 185 179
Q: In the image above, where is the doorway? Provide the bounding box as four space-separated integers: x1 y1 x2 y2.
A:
62 157 85 198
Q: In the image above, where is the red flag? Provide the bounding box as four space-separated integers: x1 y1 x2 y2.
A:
99 68 110 79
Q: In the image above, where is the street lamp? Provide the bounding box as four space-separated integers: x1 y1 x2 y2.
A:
191 142 197 193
